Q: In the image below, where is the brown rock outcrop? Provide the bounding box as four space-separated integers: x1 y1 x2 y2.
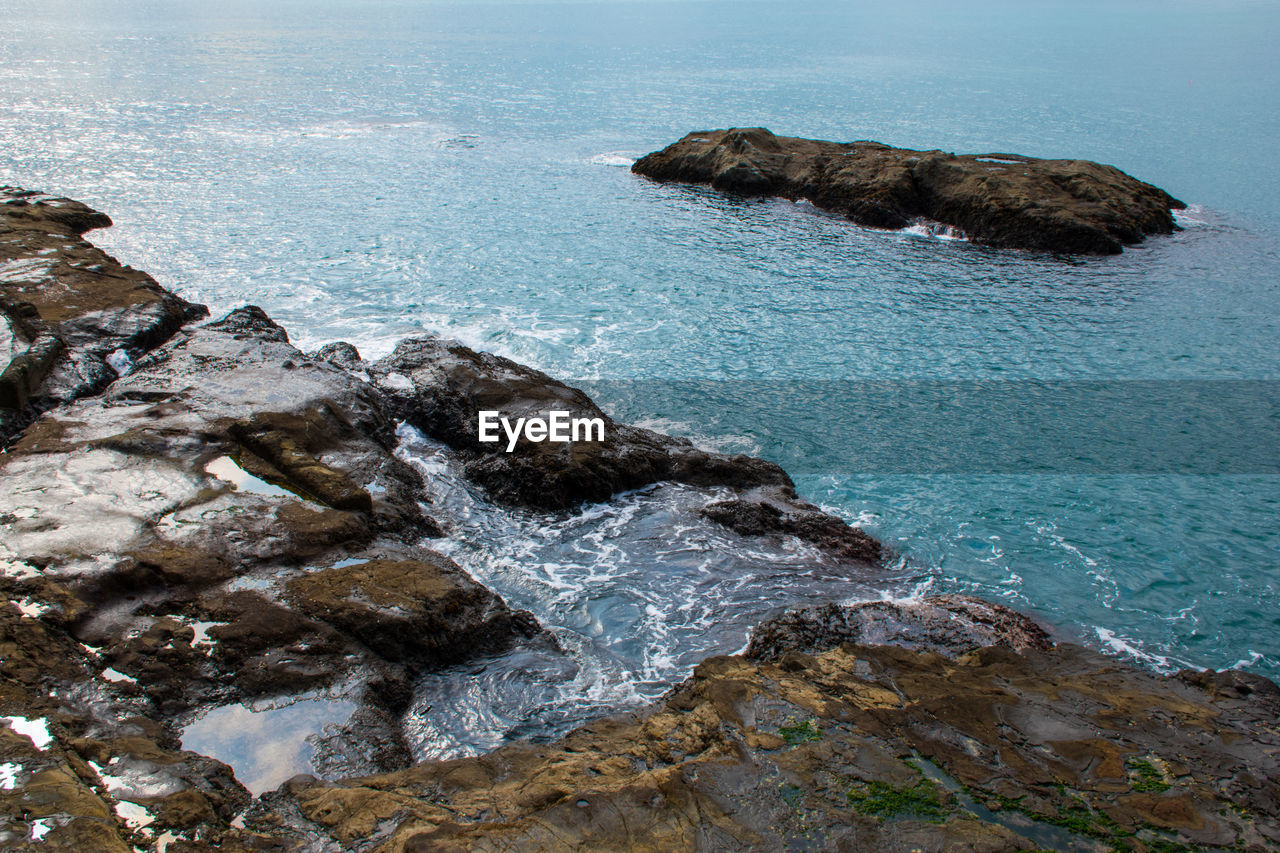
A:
633 128 1186 254
1 187 205 438
7 188 1274 853
746 594 1052 660
254 625 1279 851
284 557 543 670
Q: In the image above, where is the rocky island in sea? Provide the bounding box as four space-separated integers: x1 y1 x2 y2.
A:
2 190 1277 852
632 128 1186 255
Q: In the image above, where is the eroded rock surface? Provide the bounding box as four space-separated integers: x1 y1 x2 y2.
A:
0 209 555 848
746 594 1053 660
633 128 1186 254
251 608 1279 852
0 188 892 850
283 557 543 670
368 337 789 506
0 592 251 852
702 489 881 565
0 302 549 709
1 187 205 438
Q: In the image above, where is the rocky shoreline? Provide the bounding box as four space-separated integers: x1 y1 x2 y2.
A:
632 128 1186 255
2 192 1277 851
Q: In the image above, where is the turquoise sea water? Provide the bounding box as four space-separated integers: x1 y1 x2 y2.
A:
3 0 1278 715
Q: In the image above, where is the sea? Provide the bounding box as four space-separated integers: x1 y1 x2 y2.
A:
3 0 1278 760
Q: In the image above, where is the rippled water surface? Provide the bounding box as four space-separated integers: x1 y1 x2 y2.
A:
4 0 1280 745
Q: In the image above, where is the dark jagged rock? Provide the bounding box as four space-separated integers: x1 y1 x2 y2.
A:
0 594 252 852
633 128 1186 255
370 336 789 506
702 489 882 564
369 335 880 562
0 303 547 716
745 594 1052 661
201 304 288 343
1 187 206 439
0 198 551 841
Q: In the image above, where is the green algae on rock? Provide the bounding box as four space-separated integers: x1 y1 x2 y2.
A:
247 605 1279 851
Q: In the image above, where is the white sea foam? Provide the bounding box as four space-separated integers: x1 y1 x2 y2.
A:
629 416 761 456
1095 627 1177 672
901 218 967 241
1173 203 1210 227
1229 651 1266 670
393 423 906 761
860 577 935 607
589 152 638 167
296 310 553 372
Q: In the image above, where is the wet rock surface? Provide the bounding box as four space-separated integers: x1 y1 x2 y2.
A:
283 557 544 670
746 594 1053 660
702 489 882 564
368 336 789 506
633 128 1186 254
0 301 547 720
367 335 879 561
0 191 566 849
0 188 884 850
1 187 205 439
254 624 1280 852
0 590 251 852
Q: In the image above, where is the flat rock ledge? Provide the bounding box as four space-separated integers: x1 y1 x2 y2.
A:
253 601 1279 852
633 128 1186 255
